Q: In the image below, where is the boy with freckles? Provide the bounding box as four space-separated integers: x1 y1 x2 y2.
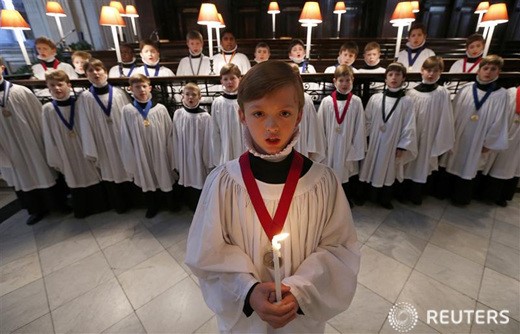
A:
186 60 360 333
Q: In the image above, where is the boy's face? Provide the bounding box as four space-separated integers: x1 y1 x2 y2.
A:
420 67 441 83
130 81 152 101
182 88 201 108
333 75 353 94
140 45 160 63
221 33 237 52
47 80 71 100
86 66 107 86
289 44 305 60
220 74 240 92
121 47 134 63
187 39 203 55
467 41 484 58
385 70 405 88
477 64 500 82
239 85 302 155
338 50 356 66
36 43 56 59
72 57 87 72
408 29 426 47
254 47 270 62
364 49 381 66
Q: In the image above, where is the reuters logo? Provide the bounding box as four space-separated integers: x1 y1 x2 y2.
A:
388 302 418 332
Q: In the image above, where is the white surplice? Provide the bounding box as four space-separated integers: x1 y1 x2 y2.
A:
177 55 212 76
359 92 417 187
448 59 480 73
210 96 245 167
404 86 455 183
76 86 132 183
483 87 520 179
31 62 78 80
185 152 360 333
294 93 325 163
213 52 251 75
41 102 100 188
135 65 175 77
318 93 365 183
0 83 57 191
445 83 509 180
120 103 176 192
396 47 436 72
171 107 212 189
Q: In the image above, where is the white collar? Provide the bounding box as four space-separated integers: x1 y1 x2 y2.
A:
243 128 300 162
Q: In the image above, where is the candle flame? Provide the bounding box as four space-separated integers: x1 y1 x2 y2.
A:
272 232 289 250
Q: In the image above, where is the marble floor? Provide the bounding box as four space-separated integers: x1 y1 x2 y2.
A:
0 193 518 334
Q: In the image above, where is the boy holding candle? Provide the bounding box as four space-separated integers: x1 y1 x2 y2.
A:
42 70 108 218
121 74 177 218
186 60 360 333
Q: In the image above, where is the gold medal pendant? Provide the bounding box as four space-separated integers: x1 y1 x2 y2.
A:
514 117 520 124
470 114 479 121
2 107 11 118
263 247 283 270
336 126 341 133
106 117 113 124
143 119 150 127
68 130 76 138
380 124 387 132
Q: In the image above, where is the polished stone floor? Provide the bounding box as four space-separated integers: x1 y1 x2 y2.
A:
0 193 518 334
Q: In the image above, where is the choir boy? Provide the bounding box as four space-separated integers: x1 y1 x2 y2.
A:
288 39 316 73
71 51 91 78
443 55 509 205
31 36 77 79
324 41 359 73
177 31 211 76
357 42 385 73
136 39 175 77
358 62 417 209
396 23 435 72
121 74 177 218
400 56 454 204
42 70 108 218
449 34 485 73
185 60 360 333
0 59 68 225
171 83 211 211
77 58 134 213
210 63 245 167
109 44 138 78
213 30 251 74
318 65 365 205
253 42 271 64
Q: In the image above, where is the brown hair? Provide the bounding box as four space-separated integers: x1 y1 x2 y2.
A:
220 63 241 77
255 42 270 52
35 36 57 50
83 58 107 73
45 69 70 84
237 60 304 112
186 30 203 42
422 56 444 71
128 73 150 86
339 41 359 56
466 33 485 47
139 38 160 52
71 51 92 61
408 22 427 36
364 42 381 53
183 82 201 97
480 55 504 70
334 64 355 79
386 62 407 77
288 39 305 53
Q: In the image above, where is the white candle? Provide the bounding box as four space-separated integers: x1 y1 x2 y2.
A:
271 232 289 303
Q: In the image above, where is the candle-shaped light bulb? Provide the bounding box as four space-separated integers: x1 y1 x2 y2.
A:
271 232 289 303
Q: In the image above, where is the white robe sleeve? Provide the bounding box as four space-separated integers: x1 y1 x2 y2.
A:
346 99 366 162
41 106 63 173
483 95 509 151
119 105 137 178
396 98 418 164
0 142 12 168
210 105 222 168
77 95 99 163
431 89 455 157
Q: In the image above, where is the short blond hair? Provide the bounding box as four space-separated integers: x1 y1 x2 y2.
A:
422 56 444 71
183 82 201 97
71 51 91 61
220 63 241 77
480 54 504 70
128 73 150 86
83 58 107 73
334 64 354 79
45 69 70 84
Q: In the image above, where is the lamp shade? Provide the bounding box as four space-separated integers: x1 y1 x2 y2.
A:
475 1 490 14
481 3 508 24
99 6 126 26
217 13 226 28
197 3 219 26
125 5 139 17
334 2 347 14
411 1 420 13
390 2 415 25
109 1 125 15
0 9 31 29
46 1 66 17
268 2 280 14
299 2 322 25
